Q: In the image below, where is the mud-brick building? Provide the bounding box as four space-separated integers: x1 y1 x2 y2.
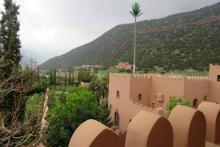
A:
108 64 220 130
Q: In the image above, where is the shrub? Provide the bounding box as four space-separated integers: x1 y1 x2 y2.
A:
78 69 94 82
166 96 192 114
25 94 44 124
44 87 112 147
26 79 48 96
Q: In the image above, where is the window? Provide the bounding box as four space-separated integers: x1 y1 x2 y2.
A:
116 90 120 98
204 95 207 101
114 110 120 128
193 99 198 109
138 94 142 101
217 75 220 82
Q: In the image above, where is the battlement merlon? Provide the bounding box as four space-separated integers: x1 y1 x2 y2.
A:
110 73 209 81
210 64 220 69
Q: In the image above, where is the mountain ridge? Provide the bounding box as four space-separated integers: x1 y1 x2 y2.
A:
40 2 220 71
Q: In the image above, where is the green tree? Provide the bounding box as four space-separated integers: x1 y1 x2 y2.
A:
26 79 48 96
90 76 108 103
53 69 57 85
44 87 112 147
25 93 44 124
0 0 22 115
78 69 94 82
0 0 21 77
166 96 192 115
49 69 57 85
49 69 53 85
0 1 45 145
68 67 72 85
130 2 142 74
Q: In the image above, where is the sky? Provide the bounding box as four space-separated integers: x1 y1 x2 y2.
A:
0 0 220 64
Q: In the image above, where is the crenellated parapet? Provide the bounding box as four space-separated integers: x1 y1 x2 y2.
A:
152 75 184 80
109 73 131 78
110 72 210 82
210 64 220 69
185 76 208 81
131 74 151 79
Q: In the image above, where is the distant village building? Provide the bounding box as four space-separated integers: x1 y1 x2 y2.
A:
81 64 103 69
108 64 220 131
115 62 132 70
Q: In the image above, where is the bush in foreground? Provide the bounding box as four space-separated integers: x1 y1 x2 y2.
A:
44 87 112 147
166 96 192 115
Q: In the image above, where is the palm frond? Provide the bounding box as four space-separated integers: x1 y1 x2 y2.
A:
130 2 143 17
129 11 135 16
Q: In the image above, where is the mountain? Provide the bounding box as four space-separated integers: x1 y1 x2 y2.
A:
40 2 220 71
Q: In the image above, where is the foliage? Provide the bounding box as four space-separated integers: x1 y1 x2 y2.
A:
41 2 220 71
166 96 192 114
0 0 23 114
78 69 94 82
68 67 73 85
47 85 66 108
48 69 57 85
90 75 109 102
25 94 44 123
130 2 143 17
0 1 45 146
26 79 48 96
0 0 21 74
44 87 112 147
0 70 44 146
168 69 208 76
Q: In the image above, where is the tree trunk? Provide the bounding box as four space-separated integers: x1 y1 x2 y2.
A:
133 17 137 74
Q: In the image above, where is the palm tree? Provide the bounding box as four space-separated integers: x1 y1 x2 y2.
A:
130 2 143 74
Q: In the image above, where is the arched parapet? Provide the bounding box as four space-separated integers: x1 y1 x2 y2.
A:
198 102 220 144
68 119 124 147
168 105 206 147
125 111 173 147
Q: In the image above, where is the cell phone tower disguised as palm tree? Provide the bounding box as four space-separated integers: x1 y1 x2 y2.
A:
130 2 143 74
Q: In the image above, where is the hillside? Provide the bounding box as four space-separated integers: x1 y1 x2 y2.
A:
40 2 220 71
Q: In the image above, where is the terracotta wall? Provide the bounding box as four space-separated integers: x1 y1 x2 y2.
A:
108 73 131 130
208 64 220 103
109 74 155 131
150 76 185 109
130 75 152 106
184 78 209 104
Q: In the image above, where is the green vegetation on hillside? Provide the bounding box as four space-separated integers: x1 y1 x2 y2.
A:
40 2 220 71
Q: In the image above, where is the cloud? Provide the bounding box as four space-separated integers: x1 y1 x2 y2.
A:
0 0 219 63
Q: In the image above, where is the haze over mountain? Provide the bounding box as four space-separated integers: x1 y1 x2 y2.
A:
40 2 220 71
21 48 58 66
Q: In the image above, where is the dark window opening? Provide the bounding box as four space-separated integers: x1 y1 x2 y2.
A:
204 95 207 101
116 90 120 98
193 99 198 109
138 94 142 101
217 75 220 82
114 110 120 128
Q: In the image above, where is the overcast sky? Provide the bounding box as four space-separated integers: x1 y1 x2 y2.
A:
0 0 220 63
